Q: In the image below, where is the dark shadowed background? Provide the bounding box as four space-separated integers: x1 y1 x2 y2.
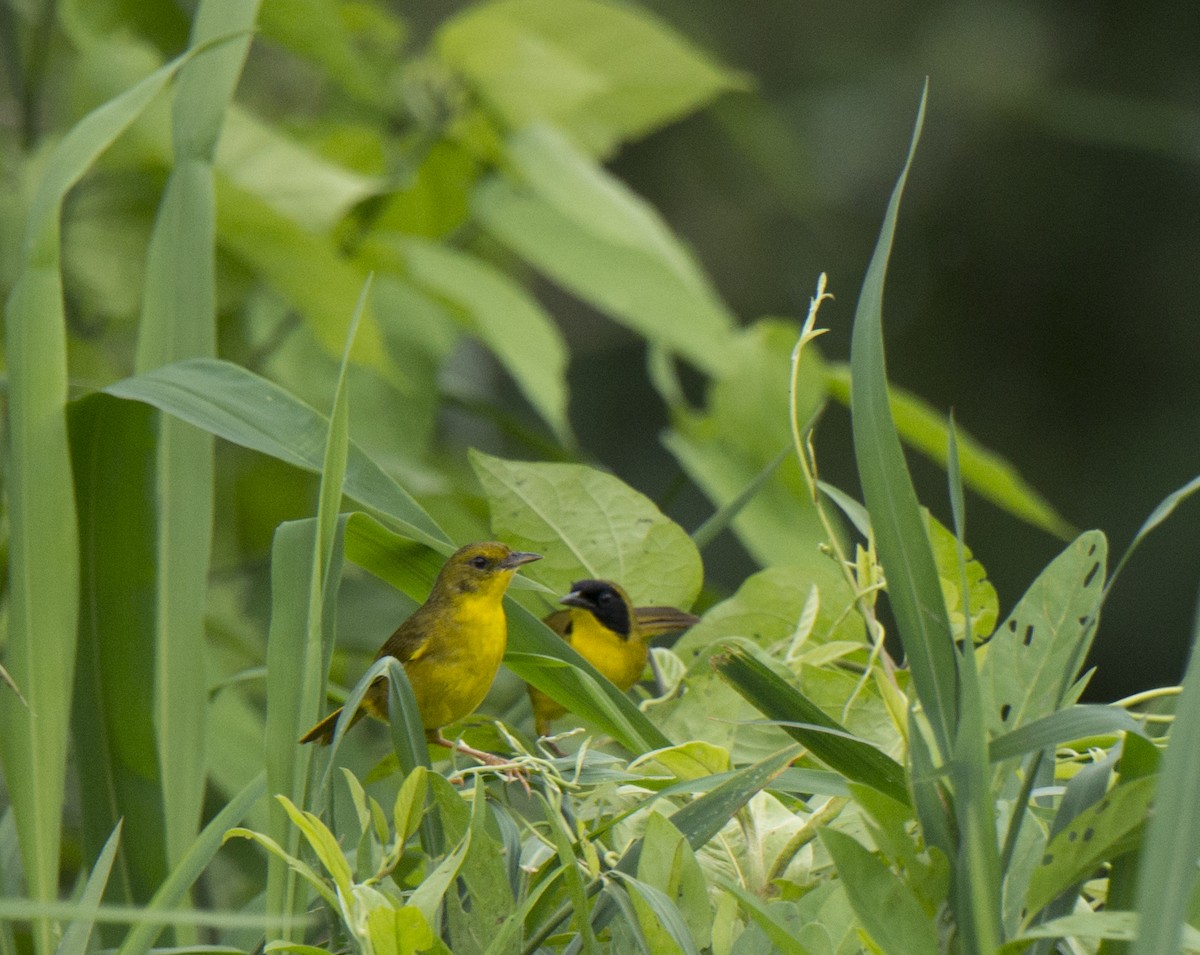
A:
416 0 1200 700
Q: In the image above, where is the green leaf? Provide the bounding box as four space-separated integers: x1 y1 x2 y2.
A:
848 82 958 759
1 44 202 955
712 646 910 807
1131 601 1200 955
988 706 1142 763
69 395 168 908
979 531 1107 740
635 814 712 951
214 178 390 373
117 772 267 955
104 358 449 549
824 365 1074 539
1025 776 1154 919
715 882 812 955
925 511 998 642
366 906 434 955
436 0 742 156
215 107 383 232
614 871 701 955
473 125 735 375
395 237 571 443
1003 911 1200 953
138 0 261 889
469 448 702 609
662 318 831 567
57 821 123 955
819 828 939 955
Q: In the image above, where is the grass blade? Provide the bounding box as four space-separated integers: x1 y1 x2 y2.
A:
57 821 123 955
105 358 449 550
0 46 204 955
1130 597 1200 955
69 395 168 913
136 0 260 888
712 645 909 806
117 772 267 955
848 80 958 758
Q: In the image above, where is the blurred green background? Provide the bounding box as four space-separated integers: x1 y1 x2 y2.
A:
6 0 1198 704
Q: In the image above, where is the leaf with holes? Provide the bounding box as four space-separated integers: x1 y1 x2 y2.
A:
979 530 1107 740
1023 776 1154 919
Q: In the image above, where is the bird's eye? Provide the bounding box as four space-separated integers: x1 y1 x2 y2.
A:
469 555 489 570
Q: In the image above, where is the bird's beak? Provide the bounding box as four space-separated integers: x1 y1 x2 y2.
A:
559 590 589 609
501 551 541 569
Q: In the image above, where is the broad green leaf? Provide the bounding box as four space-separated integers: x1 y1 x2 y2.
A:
663 318 832 567
473 126 735 375
1132 600 1200 955
436 0 742 156
819 828 938 955
716 882 812 955
1 45 200 955
275 797 354 898
215 106 383 232
258 0 403 107
69 395 168 909
469 448 702 609
849 82 958 759
635 814 712 951
366 906 434 955
214 178 389 372
712 646 910 807
615 872 701 955
104 358 449 550
394 237 571 443
979 531 1107 741
223 828 338 910
825 365 1074 539
1025 776 1154 918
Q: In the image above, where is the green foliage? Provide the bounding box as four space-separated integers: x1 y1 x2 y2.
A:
0 2 1195 954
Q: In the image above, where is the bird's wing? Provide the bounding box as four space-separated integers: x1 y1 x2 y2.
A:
375 612 433 664
542 609 574 640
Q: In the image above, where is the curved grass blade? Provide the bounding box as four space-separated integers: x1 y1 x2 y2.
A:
117 772 267 955
988 706 1142 763
848 81 958 759
712 645 909 806
104 358 449 550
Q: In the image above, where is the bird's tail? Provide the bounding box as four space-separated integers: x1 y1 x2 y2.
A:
299 704 366 745
633 606 700 637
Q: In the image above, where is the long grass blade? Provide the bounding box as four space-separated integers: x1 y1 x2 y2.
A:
848 80 958 759
0 46 204 955
57 820 123 955
137 0 261 891
69 395 168 913
1130 595 1200 955
105 358 448 550
264 279 367 936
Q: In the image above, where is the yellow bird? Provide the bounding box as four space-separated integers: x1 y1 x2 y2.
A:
529 579 699 738
301 541 540 765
